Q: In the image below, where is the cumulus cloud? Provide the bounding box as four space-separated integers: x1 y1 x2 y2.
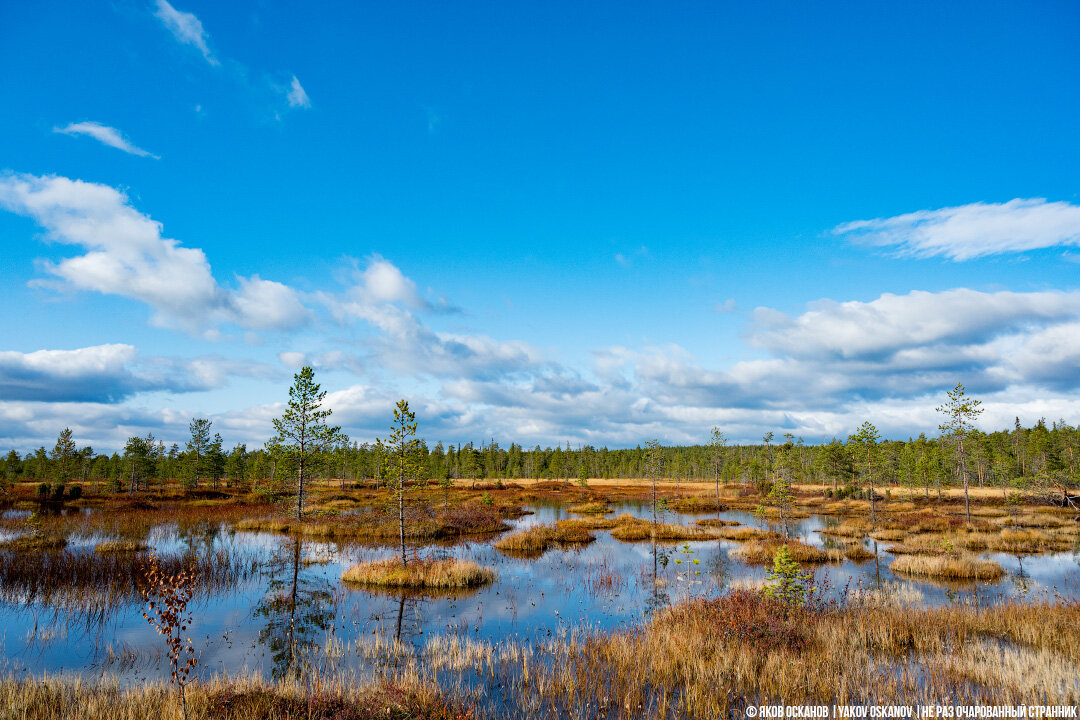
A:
6 249 1080 449
0 173 311 336
286 76 311 108
54 122 159 158
319 256 546 380
750 289 1080 360
0 344 279 403
154 0 218 66
834 198 1080 261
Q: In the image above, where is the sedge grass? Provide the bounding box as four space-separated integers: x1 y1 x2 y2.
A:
890 553 1005 580
341 558 496 589
565 501 612 515
608 515 712 542
732 539 842 564
493 523 595 555
94 539 148 553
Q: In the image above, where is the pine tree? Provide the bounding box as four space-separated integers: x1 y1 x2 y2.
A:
269 367 342 520
377 399 424 566
852 421 881 522
51 427 76 481
186 418 212 488
938 383 983 523
763 544 810 607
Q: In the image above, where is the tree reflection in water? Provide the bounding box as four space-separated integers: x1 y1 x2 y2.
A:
254 537 336 680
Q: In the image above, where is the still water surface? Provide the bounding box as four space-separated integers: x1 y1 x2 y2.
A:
1 501 1077 683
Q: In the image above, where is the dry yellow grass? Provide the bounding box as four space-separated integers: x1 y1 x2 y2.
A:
890 553 1005 580
493 524 595 555
235 517 292 533
341 558 496 589
718 526 781 542
94 539 147 553
565 501 612 515
0 534 67 551
608 515 712 542
731 539 841 565
668 496 725 513
695 518 740 528
821 518 873 538
0 675 467 720
842 543 875 561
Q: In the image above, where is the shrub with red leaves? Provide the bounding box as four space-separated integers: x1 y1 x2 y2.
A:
683 591 818 653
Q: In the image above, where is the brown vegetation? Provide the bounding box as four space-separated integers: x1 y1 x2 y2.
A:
493 523 595 556
890 553 1005 580
341 558 496 589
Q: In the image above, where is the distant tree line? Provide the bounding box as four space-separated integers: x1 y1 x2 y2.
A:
3 385 1078 509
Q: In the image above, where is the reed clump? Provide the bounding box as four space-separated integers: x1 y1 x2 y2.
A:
341 558 496 589
668 496 726 513
890 553 1005 580
695 518 740 528
732 539 841 565
821 518 873 538
0 534 67 551
608 515 712 542
493 523 595 556
555 516 620 531
94 539 148 553
566 501 612 515
717 526 781 542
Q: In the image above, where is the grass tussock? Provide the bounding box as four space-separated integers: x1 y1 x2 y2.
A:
695 518 740 528
668 496 726 513
608 515 712 542
841 542 875 561
235 517 292 533
238 505 512 543
732 539 841 565
554 516 620 531
717 526 782 542
822 518 873 538
0 534 68 551
94 539 148 553
565 501 612 515
890 553 1005 580
341 558 496 589
493 523 595 556
869 528 907 541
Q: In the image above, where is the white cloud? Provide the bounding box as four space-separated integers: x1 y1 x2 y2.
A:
278 351 306 369
318 256 547 381
834 198 1080 261
54 122 159 159
0 173 310 336
286 75 311 108
0 344 279 403
154 0 218 66
750 289 1080 360
715 298 738 313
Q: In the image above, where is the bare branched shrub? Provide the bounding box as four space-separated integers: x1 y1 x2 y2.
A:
141 552 198 720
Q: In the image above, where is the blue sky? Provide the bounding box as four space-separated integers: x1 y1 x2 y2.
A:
2 0 1079 452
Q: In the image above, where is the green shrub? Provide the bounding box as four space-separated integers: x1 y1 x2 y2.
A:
66 484 83 500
